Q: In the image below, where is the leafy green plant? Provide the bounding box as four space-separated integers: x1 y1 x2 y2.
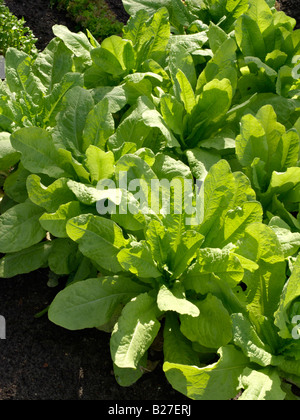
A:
0 0 38 56
1 0 300 400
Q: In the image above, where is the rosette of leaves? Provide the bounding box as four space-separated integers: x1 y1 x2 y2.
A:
47 158 300 399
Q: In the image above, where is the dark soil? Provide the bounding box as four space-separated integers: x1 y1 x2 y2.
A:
0 271 184 400
1 0 300 402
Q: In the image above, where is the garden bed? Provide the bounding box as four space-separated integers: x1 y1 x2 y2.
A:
0 0 300 402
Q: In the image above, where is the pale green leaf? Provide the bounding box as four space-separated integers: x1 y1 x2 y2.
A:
111 292 161 369
163 345 249 400
48 275 148 330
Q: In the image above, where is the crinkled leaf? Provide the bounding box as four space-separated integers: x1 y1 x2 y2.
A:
238 367 286 400
117 241 161 279
163 345 249 400
26 174 76 213
66 214 128 273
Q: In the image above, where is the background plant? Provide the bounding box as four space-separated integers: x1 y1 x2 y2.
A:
0 0 38 56
50 0 124 41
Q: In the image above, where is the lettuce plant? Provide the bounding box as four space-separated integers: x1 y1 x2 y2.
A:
1 0 300 400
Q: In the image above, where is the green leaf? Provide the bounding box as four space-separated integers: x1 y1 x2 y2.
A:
157 281 200 316
117 241 161 279
199 160 256 247
10 127 70 179
123 9 149 45
208 22 228 53
235 222 286 318
48 276 148 330
171 230 205 279
3 163 30 203
176 69 196 114
152 153 192 181
85 146 115 183
180 293 233 349
231 313 275 367
196 78 232 122
196 38 237 94
123 0 171 16
186 147 220 181
263 167 300 206
190 248 244 289
0 132 20 171
111 292 161 369
91 36 135 76
66 179 120 206
5 49 44 116
32 38 73 92
56 148 90 183
66 214 128 273
113 353 148 387
163 345 249 400
142 109 181 148
52 24 93 64
92 85 127 114
160 94 184 136
237 367 286 400
48 238 78 275
0 202 45 253
274 253 300 339
138 7 170 65
269 216 300 258
42 72 84 127
39 201 89 238
82 99 115 152
145 219 168 266
115 152 157 188
26 174 76 213
111 189 147 232
163 312 200 366
222 201 263 247
235 14 266 60
169 44 196 91
0 242 52 278
52 86 94 158
236 105 299 188
236 113 269 168
108 97 153 151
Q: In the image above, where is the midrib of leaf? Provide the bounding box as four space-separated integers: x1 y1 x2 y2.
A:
147 13 168 58
131 17 146 46
70 94 82 152
123 319 143 365
43 78 80 126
